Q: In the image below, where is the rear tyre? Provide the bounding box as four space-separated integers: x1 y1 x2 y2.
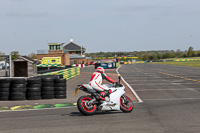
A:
120 95 133 113
77 96 97 116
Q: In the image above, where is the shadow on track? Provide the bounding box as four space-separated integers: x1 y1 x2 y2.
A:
68 111 123 116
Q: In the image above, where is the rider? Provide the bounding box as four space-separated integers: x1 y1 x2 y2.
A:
89 66 115 100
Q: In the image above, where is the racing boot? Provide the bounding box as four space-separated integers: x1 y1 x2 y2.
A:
99 90 112 101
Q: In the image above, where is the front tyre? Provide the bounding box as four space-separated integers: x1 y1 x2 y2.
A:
77 96 97 115
120 95 133 113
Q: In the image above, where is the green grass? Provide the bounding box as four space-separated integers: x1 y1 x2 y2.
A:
162 57 200 61
151 61 200 68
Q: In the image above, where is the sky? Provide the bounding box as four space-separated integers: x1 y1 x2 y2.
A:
0 0 200 55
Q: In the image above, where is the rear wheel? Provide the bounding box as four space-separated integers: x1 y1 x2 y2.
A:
77 96 97 115
120 95 133 113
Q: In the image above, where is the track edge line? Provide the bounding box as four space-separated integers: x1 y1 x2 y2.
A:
116 65 143 103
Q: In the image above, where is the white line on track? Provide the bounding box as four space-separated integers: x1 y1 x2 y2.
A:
122 79 169 81
116 65 143 103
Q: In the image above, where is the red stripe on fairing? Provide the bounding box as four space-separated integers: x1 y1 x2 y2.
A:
95 81 105 90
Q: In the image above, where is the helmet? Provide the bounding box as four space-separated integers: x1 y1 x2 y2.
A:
96 66 105 73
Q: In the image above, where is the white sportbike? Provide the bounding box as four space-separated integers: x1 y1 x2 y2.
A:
74 76 134 115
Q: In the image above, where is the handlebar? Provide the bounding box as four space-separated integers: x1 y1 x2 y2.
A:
114 82 123 88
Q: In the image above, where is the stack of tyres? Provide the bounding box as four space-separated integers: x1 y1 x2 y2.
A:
26 78 41 100
54 78 67 99
10 79 26 100
0 79 11 100
41 77 54 99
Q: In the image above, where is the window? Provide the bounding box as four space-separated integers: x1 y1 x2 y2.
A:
56 45 60 50
52 60 56 63
76 51 81 54
49 45 54 50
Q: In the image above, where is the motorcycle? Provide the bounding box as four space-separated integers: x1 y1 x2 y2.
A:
74 75 133 115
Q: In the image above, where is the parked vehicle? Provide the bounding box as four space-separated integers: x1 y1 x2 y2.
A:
0 61 9 69
74 76 133 115
90 61 96 65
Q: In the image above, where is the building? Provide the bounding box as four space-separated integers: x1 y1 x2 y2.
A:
37 43 70 66
37 40 92 66
12 56 37 77
70 54 92 65
63 40 86 56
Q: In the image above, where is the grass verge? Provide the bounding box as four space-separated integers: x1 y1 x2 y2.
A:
151 61 200 68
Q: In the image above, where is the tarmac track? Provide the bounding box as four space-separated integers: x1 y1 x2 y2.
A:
1 64 200 133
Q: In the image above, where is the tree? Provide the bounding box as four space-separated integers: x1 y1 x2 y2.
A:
28 53 37 59
142 55 149 61
0 52 5 61
187 46 194 57
152 54 158 61
11 51 20 60
162 52 170 59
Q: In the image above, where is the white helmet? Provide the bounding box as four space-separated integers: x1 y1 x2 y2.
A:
96 66 105 73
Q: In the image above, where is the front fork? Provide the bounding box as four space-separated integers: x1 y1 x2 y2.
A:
121 95 129 104
121 95 131 108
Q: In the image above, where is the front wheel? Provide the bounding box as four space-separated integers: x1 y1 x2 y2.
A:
77 96 97 115
120 95 133 113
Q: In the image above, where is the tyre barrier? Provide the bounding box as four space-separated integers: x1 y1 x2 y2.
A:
10 79 26 100
26 78 41 100
41 77 55 99
0 79 11 100
0 76 67 101
54 78 67 99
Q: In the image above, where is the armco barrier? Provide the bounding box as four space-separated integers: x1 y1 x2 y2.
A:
41 67 80 80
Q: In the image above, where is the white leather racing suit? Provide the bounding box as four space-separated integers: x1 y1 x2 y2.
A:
89 70 115 92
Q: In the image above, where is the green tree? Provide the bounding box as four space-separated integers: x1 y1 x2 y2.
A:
11 51 20 60
142 55 149 61
163 52 171 59
0 52 5 61
152 54 158 61
187 46 194 57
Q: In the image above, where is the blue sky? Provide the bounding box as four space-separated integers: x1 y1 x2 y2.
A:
0 0 200 55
